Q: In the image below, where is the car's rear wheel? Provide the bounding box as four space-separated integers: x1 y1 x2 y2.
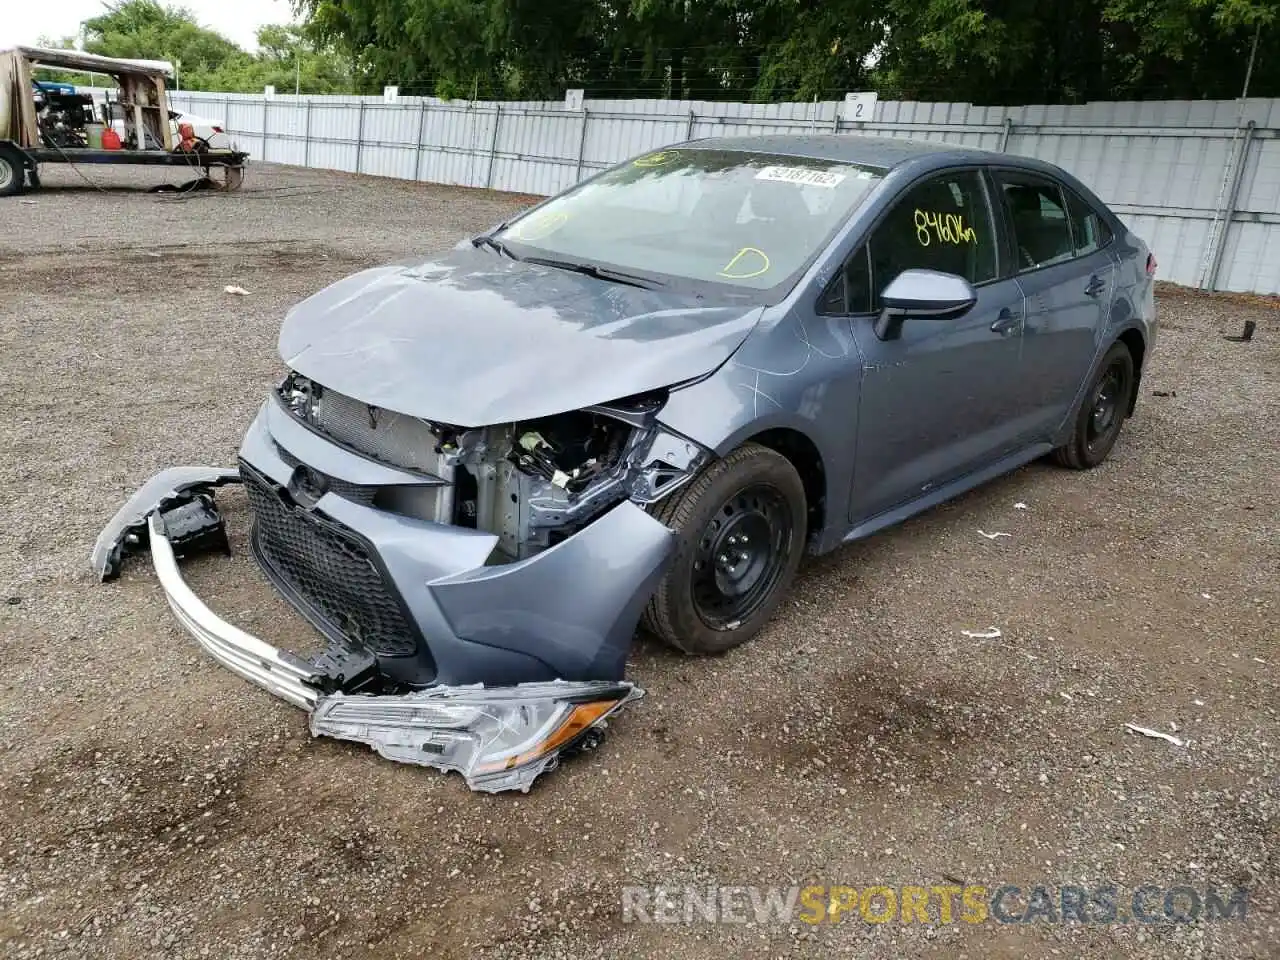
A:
643 443 806 654
1052 342 1135 469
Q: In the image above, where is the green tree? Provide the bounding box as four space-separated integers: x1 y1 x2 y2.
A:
297 0 1278 103
43 0 1279 102
35 1 353 94
748 0 889 100
81 0 243 86
1102 0 1277 98
301 0 614 98
202 25 353 93
876 0 1278 102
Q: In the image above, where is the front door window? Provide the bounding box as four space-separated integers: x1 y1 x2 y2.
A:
819 170 998 315
868 170 998 306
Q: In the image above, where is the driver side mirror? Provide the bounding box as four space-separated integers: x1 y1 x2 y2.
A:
874 269 978 341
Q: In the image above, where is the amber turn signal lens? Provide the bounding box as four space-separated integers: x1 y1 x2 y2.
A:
476 699 618 774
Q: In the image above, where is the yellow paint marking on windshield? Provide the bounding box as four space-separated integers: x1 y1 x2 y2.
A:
508 210 570 241
633 150 680 167
718 247 771 280
914 209 977 247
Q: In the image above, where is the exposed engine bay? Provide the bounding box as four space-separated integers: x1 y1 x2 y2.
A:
35 89 96 148
277 370 706 562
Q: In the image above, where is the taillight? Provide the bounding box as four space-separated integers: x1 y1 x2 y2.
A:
1146 253 1158 277
212 125 224 134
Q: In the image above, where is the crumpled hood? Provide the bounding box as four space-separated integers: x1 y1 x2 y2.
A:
278 247 763 426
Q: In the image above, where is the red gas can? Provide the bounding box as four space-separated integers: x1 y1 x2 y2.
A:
101 128 123 150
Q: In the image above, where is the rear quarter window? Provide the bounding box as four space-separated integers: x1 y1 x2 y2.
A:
1065 189 1113 256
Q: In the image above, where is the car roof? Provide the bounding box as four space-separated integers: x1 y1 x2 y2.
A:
684 134 1011 173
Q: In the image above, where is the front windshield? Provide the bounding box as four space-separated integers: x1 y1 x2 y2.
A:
494 148 883 296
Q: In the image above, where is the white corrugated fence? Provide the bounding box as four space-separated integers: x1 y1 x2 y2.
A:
166 91 1280 295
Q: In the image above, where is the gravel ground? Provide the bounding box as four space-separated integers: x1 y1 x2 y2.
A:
1 163 1277 960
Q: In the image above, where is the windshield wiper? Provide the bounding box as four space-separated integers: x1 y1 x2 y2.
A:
521 256 665 289
472 234 520 259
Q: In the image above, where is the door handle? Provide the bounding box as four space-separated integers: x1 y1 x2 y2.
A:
990 309 1021 335
1085 275 1106 298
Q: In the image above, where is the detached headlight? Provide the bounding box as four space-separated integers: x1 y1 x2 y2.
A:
309 681 642 793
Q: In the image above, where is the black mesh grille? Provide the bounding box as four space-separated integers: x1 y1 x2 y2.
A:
240 463 421 657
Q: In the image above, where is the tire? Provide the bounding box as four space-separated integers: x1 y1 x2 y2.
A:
1052 342 1135 469
643 442 807 655
0 149 24 197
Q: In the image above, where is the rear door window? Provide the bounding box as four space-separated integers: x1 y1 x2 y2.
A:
998 173 1076 272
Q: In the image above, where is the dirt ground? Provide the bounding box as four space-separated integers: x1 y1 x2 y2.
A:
0 163 1276 960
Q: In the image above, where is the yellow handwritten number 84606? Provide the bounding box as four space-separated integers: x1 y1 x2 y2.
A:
914 209 977 247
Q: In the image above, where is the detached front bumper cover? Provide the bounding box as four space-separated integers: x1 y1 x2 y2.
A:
96 469 643 793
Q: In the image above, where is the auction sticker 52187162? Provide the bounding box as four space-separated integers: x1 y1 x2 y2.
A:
754 165 847 187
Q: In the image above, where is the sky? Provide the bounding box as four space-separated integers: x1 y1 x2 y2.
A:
1 0 299 53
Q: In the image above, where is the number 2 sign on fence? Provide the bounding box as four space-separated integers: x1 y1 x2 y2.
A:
843 92 878 123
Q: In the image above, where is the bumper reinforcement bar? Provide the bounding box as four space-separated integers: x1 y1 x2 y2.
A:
149 513 321 710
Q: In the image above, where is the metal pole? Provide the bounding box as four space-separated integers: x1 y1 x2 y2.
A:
355 99 366 174
998 116 1013 152
1204 121 1256 292
414 99 428 182
1199 22 1263 288
574 107 589 181
686 109 695 140
303 99 313 168
485 103 501 189
261 97 269 161
1239 21 1262 105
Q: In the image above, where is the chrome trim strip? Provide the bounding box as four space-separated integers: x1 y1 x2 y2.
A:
148 514 319 710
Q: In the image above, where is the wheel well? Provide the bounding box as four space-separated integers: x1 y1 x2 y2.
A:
1117 328 1146 415
746 428 826 540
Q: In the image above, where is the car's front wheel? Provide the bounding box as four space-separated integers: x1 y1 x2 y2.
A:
1053 341 1136 469
643 442 807 654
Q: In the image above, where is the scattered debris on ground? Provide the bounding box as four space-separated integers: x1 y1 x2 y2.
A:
1124 723 1187 748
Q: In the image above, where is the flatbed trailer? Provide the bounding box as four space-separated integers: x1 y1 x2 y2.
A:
18 145 249 189
23 147 246 166
1 45 248 195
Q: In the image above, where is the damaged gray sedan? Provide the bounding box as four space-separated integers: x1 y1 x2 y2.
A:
95 135 1157 791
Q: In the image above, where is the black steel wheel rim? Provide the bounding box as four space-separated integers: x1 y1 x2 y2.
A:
1087 360 1126 450
691 482 793 630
